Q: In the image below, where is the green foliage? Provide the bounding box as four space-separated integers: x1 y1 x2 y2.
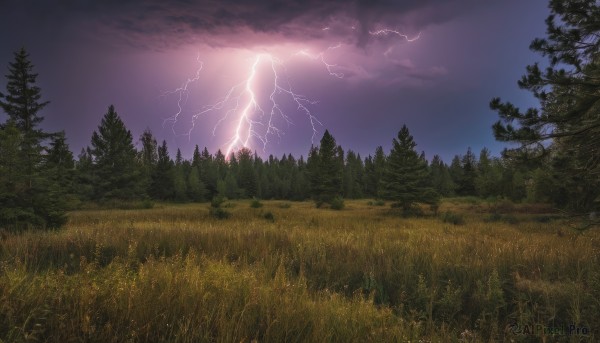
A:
308 130 343 207
209 206 230 219
236 148 258 198
379 125 439 212
0 48 67 230
90 105 144 201
490 0 600 215
262 211 275 221
211 195 226 208
209 195 230 219
150 141 174 200
430 155 455 197
250 197 263 208
329 196 345 210
187 167 207 202
441 211 465 225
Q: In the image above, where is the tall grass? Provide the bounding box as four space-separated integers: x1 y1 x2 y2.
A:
0 200 597 342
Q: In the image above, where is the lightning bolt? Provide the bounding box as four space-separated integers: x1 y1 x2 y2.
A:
161 53 203 135
369 29 421 42
163 30 418 156
164 48 339 156
296 43 344 78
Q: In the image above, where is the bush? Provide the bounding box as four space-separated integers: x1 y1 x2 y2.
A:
250 198 263 208
140 198 155 209
263 211 275 222
330 197 345 210
211 196 225 208
442 211 465 225
209 207 230 219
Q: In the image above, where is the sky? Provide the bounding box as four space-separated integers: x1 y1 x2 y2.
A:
0 0 550 162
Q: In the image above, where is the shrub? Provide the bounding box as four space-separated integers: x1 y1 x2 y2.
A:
209 207 230 219
263 211 275 222
211 196 225 208
330 197 345 210
250 198 263 208
140 198 155 209
442 211 465 225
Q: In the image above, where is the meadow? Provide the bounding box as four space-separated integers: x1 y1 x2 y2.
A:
0 199 598 342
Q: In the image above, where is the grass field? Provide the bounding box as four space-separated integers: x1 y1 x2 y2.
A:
0 199 598 342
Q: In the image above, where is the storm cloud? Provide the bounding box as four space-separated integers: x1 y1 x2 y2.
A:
11 0 482 49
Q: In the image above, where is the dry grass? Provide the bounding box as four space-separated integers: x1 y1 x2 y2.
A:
0 199 598 342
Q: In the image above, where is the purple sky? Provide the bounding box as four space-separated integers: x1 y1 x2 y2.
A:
0 0 549 162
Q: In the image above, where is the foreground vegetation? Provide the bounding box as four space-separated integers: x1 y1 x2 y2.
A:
0 199 597 342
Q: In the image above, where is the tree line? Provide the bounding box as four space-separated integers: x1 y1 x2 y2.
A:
1 0 599 230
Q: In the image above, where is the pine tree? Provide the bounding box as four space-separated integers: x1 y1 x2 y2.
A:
0 48 66 229
430 155 455 196
75 147 95 201
343 150 364 199
490 0 600 214
307 130 343 207
380 125 438 212
137 129 157 196
475 148 502 198
237 148 258 198
90 105 144 201
172 165 188 202
196 147 217 198
457 147 477 196
46 132 76 206
187 167 206 202
151 140 174 200
363 146 386 198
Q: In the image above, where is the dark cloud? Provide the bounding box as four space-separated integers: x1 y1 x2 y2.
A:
11 0 481 49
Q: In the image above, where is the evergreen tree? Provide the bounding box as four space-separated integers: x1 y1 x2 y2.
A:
222 172 240 199
75 147 95 201
430 155 455 196
138 129 158 167
380 125 438 212
343 150 364 199
151 140 174 200
172 164 188 202
192 145 201 168
175 148 183 166
363 146 386 198
46 132 76 207
0 122 31 228
449 155 464 192
199 147 218 198
475 148 502 198
90 105 143 200
457 147 477 196
138 129 158 195
0 48 66 229
187 167 207 202
490 0 600 214
308 130 343 207
237 148 258 198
